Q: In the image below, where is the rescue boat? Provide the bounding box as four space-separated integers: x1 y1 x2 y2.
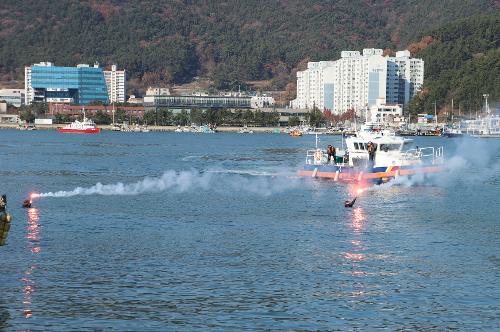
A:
298 123 444 183
57 111 100 134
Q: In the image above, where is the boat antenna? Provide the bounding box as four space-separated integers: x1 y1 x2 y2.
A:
315 133 319 149
341 128 344 149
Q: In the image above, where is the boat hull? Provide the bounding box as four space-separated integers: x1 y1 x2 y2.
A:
298 164 442 182
442 133 463 138
57 128 101 134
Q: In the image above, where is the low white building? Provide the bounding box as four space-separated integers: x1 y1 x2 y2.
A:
0 88 25 107
146 87 170 96
251 96 275 109
369 98 403 125
127 95 144 104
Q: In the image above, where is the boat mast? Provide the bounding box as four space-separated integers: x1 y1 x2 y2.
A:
434 101 437 124
483 94 490 134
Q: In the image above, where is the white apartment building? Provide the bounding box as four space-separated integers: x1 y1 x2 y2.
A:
24 66 33 105
291 48 424 114
291 61 336 110
104 65 126 103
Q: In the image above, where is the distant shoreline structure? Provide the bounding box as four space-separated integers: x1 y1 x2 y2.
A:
0 123 284 133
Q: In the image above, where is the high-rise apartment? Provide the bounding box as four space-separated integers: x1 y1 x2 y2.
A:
291 49 424 114
104 65 126 103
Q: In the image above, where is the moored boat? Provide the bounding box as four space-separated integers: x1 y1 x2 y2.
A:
441 127 463 138
57 111 100 134
298 123 444 183
238 126 254 134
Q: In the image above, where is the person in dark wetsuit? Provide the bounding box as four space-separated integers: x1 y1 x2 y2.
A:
0 195 6 213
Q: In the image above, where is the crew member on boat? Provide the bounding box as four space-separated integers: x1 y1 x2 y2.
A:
327 145 336 163
367 141 376 166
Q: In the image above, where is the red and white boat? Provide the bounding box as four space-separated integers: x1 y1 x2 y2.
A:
57 112 100 134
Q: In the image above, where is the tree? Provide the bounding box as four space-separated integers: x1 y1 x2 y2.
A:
173 110 190 126
143 110 156 125
306 107 325 127
243 109 254 126
18 102 48 123
205 108 222 126
288 116 301 127
157 108 173 125
93 110 112 124
190 108 204 125
114 109 128 123
19 108 35 123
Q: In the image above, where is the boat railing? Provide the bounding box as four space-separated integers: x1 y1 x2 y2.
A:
402 146 444 165
305 149 349 166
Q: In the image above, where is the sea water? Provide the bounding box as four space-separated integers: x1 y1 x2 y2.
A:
0 130 499 330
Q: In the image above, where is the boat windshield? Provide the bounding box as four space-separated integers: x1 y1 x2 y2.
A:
378 143 401 152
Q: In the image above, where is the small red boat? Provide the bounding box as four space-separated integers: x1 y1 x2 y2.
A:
57 112 100 134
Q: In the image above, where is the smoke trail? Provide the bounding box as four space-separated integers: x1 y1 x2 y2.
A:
36 169 303 198
371 137 500 190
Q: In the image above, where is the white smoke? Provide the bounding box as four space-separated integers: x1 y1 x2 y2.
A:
372 137 500 190
36 169 302 198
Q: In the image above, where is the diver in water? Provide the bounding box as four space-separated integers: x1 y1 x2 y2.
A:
0 195 6 213
344 197 357 207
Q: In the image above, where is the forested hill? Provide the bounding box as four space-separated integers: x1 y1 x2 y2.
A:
408 14 500 116
0 0 498 91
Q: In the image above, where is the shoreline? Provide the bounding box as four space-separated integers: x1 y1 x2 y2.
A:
0 123 283 133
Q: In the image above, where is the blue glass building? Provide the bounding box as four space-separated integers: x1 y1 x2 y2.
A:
27 63 109 105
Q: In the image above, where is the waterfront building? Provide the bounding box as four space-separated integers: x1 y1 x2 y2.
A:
250 96 275 109
24 62 109 105
291 49 424 114
291 61 336 110
0 89 25 107
144 95 253 110
104 65 126 103
146 87 170 96
369 98 403 125
48 103 145 118
386 50 424 105
127 95 144 104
